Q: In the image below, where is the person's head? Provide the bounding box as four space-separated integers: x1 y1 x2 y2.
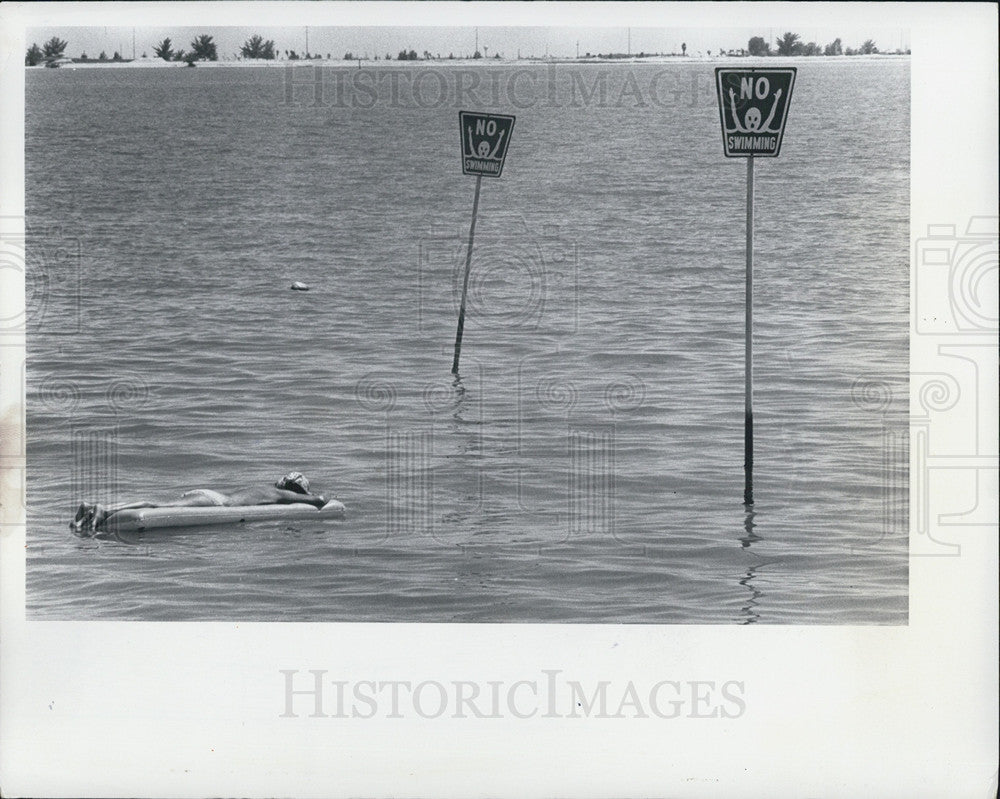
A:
276 472 310 494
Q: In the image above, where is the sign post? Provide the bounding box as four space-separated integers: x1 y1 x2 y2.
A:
715 67 795 505
452 111 515 375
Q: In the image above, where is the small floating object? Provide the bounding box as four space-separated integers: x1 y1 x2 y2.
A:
290 281 310 291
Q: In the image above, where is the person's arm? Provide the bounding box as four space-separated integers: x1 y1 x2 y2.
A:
272 488 327 509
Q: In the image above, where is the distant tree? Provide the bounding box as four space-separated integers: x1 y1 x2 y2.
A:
80 52 89 61
154 38 174 61
823 37 843 56
681 42 687 55
802 41 821 56
448 52 454 59
190 34 218 61
423 50 432 60
241 34 276 60
776 32 802 56
844 47 857 56
344 51 354 60
860 39 878 55
747 36 770 56
112 51 122 61
25 43 43 66
43 37 68 58
472 50 482 59
172 49 187 62
287 50 300 61
142 52 147 59
99 51 108 62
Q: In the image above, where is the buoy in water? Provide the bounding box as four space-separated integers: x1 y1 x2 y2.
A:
291 282 310 291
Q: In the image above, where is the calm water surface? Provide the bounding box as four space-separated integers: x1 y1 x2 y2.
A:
25 60 909 622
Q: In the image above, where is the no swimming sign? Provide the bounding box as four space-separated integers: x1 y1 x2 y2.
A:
715 68 796 157
459 111 515 177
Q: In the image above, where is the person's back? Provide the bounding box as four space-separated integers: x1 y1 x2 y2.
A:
72 472 326 534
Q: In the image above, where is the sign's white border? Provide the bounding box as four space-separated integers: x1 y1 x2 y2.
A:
715 67 797 157
460 110 517 177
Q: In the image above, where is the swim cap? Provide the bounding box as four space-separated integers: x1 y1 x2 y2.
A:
276 472 310 494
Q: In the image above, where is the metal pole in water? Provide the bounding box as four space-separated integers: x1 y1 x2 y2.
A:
744 155 755 506
452 175 482 374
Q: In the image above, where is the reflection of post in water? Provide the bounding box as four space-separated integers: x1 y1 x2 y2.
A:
422 370 484 537
738 507 762 624
739 566 762 625
448 371 484 517
449 372 468 417
739 507 760 548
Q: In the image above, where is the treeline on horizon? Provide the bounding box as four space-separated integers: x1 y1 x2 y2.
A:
746 32 898 57
25 30 907 67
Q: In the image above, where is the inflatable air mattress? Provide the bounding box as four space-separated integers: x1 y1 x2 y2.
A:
103 500 346 533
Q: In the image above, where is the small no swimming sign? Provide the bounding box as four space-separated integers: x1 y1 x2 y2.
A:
715 68 796 157
459 111 515 177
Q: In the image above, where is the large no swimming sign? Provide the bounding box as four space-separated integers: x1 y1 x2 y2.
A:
715 68 796 157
